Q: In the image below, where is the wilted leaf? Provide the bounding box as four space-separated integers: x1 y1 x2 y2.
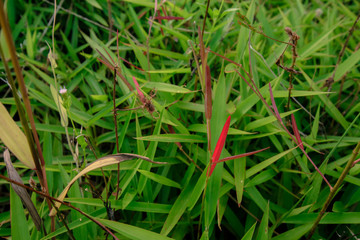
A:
49 153 166 216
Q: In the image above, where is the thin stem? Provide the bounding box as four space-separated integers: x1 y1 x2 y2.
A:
38 0 65 44
284 28 300 109
107 0 113 41
52 0 56 56
166 124 203 171
306 141 360 239
114 67 121 200
113 67 120 154
178 146 203 172
202 0 211 37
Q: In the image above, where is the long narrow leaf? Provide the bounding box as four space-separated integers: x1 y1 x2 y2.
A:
10 187 30 240
97 218 173 240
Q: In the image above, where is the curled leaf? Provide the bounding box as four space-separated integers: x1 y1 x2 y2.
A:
46 41 57 69
49 153 166 216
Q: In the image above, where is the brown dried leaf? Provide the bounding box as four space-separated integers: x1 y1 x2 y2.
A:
4 149 42 230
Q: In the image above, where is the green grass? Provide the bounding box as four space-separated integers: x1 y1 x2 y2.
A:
1 0 360 239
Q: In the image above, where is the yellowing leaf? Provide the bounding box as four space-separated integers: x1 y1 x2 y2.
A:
46 42 57 69
0 103 35 169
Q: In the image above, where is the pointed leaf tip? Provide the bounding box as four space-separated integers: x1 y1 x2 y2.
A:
215 147 270 163
208 115 231 177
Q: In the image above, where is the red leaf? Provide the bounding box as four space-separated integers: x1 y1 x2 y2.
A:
215 147 270 163
291 114 304 151
207 115 231 177
132 76 145 104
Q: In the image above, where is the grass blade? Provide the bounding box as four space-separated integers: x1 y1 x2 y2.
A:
97 218 174 240
10 187 30 240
